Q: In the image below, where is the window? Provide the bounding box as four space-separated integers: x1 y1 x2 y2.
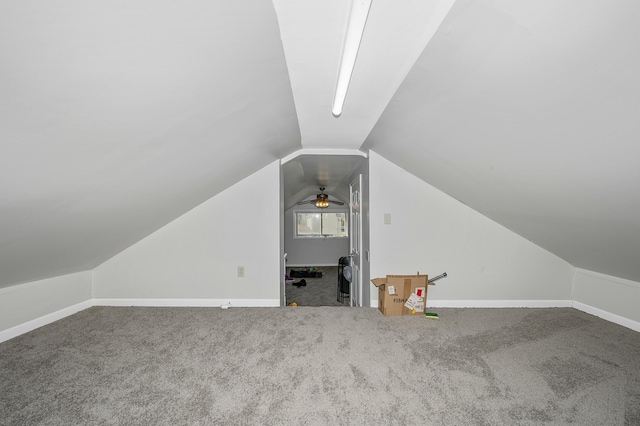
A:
296 212 348 237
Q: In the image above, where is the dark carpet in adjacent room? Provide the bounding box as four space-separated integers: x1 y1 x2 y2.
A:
286 266 348 307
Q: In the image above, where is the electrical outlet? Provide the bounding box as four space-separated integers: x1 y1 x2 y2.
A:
237 266 244 277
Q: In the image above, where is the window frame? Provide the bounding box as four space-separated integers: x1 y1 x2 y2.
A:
294 210 348 239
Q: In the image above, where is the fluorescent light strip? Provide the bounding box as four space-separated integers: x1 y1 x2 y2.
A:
332 0 372 118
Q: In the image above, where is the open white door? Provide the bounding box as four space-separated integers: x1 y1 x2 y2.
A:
349 175 363 307
281 253 287 306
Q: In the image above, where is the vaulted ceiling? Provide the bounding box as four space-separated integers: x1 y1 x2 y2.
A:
2 0 639 288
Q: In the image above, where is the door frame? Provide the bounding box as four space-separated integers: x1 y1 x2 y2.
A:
349 174 363 307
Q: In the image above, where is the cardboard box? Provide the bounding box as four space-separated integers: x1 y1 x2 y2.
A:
371 274 428 316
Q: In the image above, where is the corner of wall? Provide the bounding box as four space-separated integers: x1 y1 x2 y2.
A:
569 266 577 301
0 271 93 343
571 268 640 327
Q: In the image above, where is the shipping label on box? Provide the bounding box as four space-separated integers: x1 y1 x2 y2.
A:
404 293 424 312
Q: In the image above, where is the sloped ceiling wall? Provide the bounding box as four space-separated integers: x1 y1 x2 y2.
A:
364 0 640 282
2 0 640 288
0 1 301 287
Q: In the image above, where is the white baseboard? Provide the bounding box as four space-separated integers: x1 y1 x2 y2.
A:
0 300 93 344
0 298 280 343
92 298 280 308
371 299 572 309
370 298 639 332
572 301 640 332
4 298 636 344
427 300 573 308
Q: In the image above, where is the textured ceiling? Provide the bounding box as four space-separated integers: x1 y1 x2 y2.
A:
1 0 640 287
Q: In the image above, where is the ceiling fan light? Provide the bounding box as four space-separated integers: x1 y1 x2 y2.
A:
316 194 330 208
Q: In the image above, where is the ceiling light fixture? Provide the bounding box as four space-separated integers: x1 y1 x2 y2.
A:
331 0 372 118
315 194 330 209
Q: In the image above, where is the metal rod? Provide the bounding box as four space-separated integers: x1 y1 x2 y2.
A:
428 272 447 284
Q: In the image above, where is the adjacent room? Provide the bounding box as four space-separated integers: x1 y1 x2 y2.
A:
1 0 639 423
282 154 366 307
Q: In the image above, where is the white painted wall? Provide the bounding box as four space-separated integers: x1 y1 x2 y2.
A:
0 271 92 341
284 204 350 267
93 161 281 304
369 151 574 306
572 268 640 328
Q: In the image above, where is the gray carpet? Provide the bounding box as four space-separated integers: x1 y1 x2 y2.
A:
1 306 639 425
286 266 348 307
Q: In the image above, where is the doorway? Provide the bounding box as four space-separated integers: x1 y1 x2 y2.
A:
280 152 369 307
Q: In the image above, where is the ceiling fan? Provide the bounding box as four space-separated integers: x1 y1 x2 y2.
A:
297 187 344 209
